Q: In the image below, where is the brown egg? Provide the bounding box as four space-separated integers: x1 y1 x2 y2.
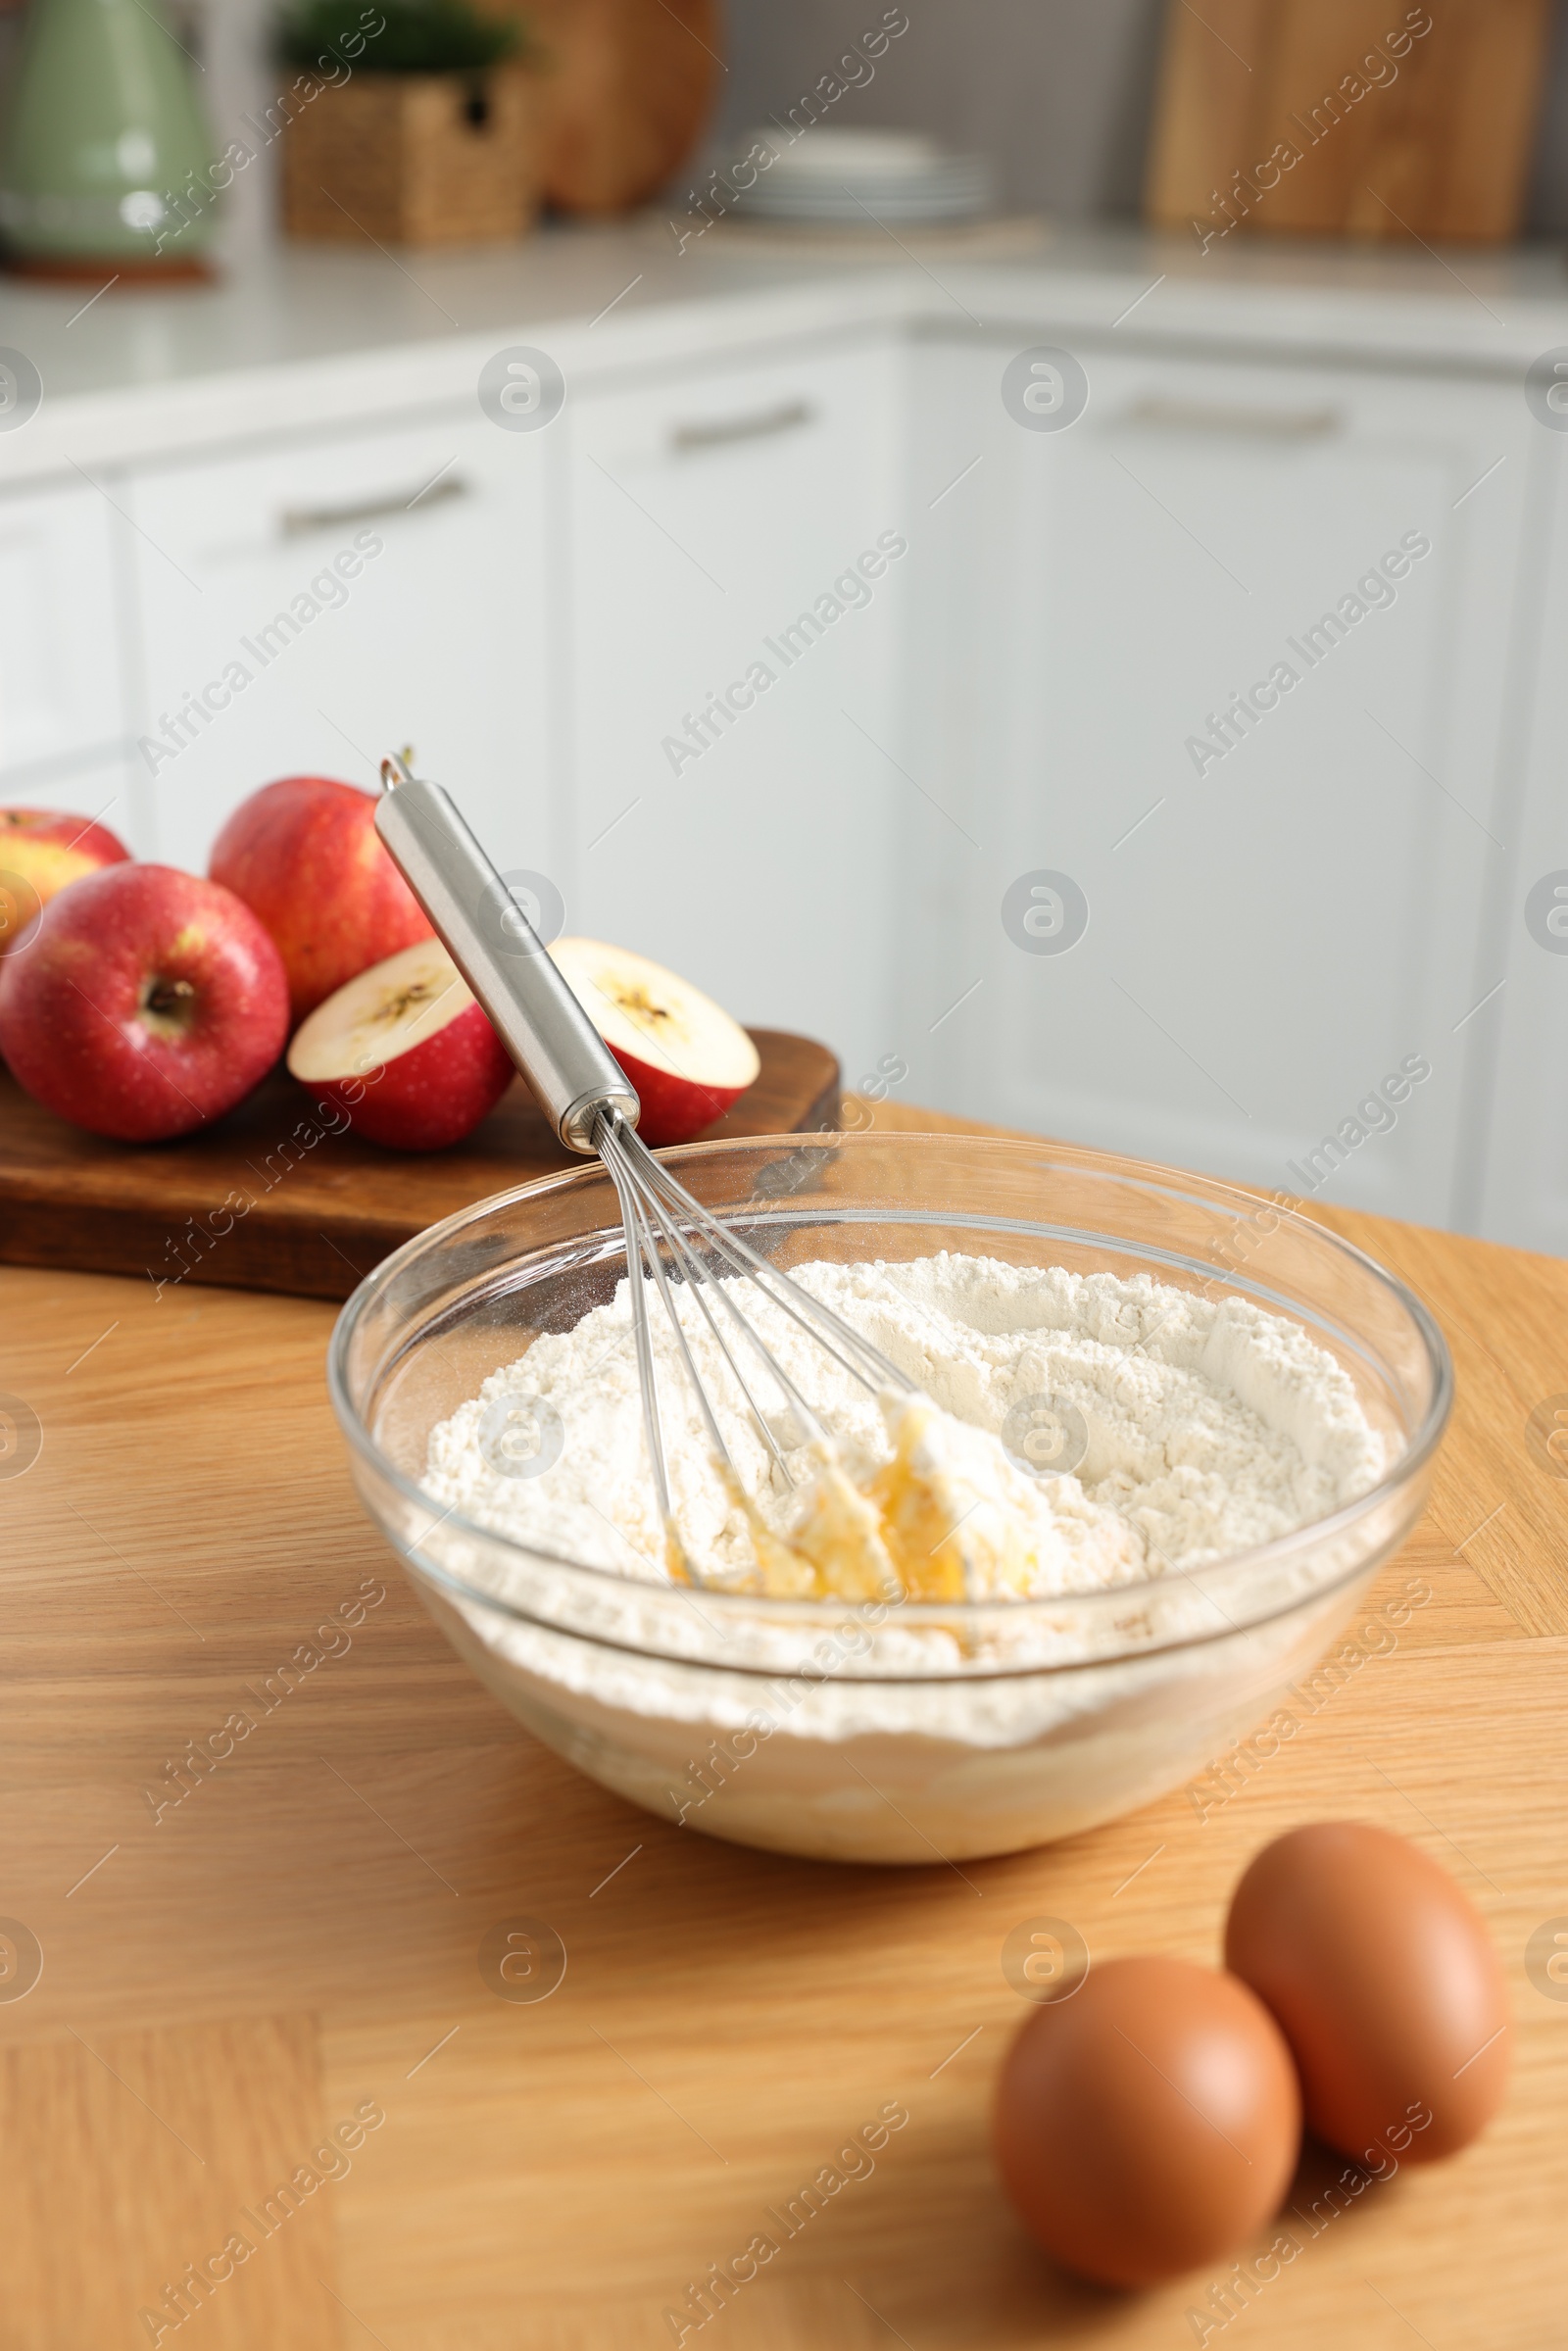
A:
1225 1821 1509 2166
993 1955 1301 2289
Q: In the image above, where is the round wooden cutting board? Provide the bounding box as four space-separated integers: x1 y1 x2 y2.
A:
510 0 722 215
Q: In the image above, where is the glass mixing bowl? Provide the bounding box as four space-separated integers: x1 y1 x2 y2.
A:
327 1132 1450 1865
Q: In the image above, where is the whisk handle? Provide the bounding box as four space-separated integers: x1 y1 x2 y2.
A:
373 758 639 1152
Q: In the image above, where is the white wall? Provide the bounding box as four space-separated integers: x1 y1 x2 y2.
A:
707 0 1168 221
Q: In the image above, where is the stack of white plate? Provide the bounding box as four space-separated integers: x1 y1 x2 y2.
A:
734 128 996 226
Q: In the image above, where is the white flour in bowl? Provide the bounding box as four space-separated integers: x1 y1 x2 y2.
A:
421 1252 1386 1593
413 1252 1395 1861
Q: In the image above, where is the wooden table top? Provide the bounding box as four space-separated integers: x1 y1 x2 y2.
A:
3 1096 1565 2351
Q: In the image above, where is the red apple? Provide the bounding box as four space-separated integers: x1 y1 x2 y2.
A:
287 938 515 1150
547 938 760 1146
209 774 433 1024
0 804 130 957
0 864 288 1141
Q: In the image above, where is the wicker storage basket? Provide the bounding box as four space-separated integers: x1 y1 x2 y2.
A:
281 65 540 246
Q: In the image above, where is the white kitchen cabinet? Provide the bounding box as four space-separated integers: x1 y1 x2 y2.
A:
1473 424 1568 1254
2 257 1559 1247
0 480 131 792
563 336 906 1082
898 333 1536 1228
123 412 558 880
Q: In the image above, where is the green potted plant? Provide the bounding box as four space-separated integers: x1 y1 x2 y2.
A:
277 0 540 247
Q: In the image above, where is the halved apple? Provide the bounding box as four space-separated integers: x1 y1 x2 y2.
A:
287 938 514 1150
548 937 760 1147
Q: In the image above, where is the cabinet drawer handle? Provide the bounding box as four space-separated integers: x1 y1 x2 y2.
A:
277 474 470 538
669 399 814 454
1123 396 1342 440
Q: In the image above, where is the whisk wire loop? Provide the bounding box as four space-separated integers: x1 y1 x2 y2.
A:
592 1112 916 1588
602 1117 796 1480
627 1125 911 1398
622 1155 805 1485
599 1131 678 1531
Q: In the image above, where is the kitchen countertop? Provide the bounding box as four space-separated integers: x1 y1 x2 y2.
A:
1 215 1566 484
3 1096 1565 2348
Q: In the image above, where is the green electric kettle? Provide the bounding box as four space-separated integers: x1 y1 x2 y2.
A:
0 0 218 276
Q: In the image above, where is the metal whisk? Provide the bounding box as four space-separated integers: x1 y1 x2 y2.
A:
374 757 912 1586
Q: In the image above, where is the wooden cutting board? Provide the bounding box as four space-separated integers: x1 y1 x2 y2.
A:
0 1028 838 1302
503 0 721 215
1145 0 1554 245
